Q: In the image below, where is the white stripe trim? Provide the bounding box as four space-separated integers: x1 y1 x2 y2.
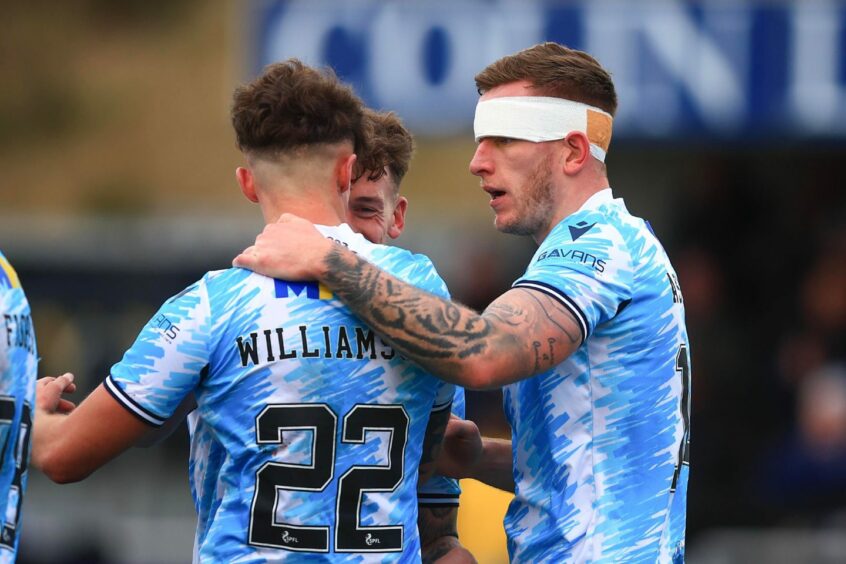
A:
417 496 460 505
513 281 588 341
432 399 453 412
104 376 165 426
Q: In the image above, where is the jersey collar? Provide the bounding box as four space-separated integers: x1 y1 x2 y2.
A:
315 223 370 249
577 188 614 212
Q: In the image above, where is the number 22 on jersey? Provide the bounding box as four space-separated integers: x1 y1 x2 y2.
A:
248 403 408 553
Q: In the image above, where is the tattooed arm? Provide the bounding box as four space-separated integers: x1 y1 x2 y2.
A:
419 403 452 485
234 214 583 390
419 412 477 563
419 505 476 564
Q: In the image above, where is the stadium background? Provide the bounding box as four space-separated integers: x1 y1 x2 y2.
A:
2 0 845 562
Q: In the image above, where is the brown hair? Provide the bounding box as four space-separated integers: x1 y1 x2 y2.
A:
354 109 414 189
231 59 366 157
475 42 617 116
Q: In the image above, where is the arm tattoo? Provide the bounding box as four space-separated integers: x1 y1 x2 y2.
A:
418 407 450 484
322 246 581 382
519 289 580 345
323 248 495 376
419 505 460 564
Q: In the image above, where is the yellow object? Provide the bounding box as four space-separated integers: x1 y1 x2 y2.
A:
457 479 512 563
0 255 21 289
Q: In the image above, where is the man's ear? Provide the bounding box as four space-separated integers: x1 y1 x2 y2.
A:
338 153 357 195
562 132 591 175
387 196 408 240
236 167 259 203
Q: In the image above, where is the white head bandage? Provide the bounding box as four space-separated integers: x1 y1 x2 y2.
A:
473 96 613 162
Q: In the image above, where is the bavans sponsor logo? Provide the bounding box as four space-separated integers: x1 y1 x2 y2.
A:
152 313 180 343
537 248 606 272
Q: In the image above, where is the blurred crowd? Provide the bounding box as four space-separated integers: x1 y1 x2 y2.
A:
667 151 846 536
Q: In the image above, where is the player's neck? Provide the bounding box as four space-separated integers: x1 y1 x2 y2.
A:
259 192 347 227
534 175 610 243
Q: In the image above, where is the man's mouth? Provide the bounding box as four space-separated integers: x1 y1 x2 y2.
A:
484 186 506 201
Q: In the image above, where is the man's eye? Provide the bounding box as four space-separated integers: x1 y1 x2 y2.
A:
354 208 378 217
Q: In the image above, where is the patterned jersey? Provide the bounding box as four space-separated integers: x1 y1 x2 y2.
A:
507 189 690 563
417 388 464 507
0 251 37 564
107 224 455 563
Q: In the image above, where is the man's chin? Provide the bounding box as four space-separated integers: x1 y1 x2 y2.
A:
495 216 531 236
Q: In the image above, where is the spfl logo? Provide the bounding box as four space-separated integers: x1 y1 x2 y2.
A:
365 533 381 546
281 530 299 545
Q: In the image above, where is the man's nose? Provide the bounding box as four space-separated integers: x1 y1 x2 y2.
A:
469 140 493 177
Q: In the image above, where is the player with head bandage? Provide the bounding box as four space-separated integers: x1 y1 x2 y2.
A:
473 95 613 162
234 42 692 563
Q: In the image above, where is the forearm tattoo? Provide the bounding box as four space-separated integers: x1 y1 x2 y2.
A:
322 246 580 381
419 407 450 484
419 505 460 564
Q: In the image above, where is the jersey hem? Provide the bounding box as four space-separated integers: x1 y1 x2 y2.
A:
104 375 165 427
417 493 460 506
512 280 588 342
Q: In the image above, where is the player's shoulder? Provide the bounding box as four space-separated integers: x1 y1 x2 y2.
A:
203 266 254 288
368 243 435 274
159 268 258 311
541 191 652 259
369 244 449 297
319 224 449 296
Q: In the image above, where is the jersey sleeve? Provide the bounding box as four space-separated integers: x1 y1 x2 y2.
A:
513 224 633 344
106 276 213 427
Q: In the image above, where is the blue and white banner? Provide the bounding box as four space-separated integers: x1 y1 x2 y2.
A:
253 0 846 139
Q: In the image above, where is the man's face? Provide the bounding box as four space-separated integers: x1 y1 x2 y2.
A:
347 169 407 244
469 81 560 238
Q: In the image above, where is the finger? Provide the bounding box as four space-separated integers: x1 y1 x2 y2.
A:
233 246 258 268
54 372 75 391
36 384 62 411
37 376 56 386
57 399 77 414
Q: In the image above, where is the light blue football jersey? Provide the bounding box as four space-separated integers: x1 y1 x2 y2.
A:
0 251 37 564
108 224 455 563
508 189 691 563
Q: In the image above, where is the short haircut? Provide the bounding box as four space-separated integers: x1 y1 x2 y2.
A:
354 109 414 190
231 59 366 158
475 42 618 117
